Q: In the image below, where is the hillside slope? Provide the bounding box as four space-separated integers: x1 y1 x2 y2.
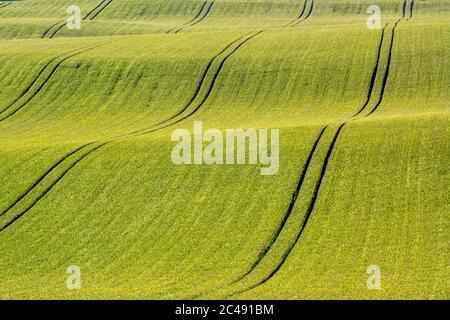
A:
0 0 448 299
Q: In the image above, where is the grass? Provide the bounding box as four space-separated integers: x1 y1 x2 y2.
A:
0 0 448 299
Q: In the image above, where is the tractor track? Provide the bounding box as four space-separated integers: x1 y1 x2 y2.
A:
0 143 106 233
42 21 66 39
0 57 60 115
353 25 387 117
409 0 415 20
0 143 92 218
0 32 263 233
41 20 63 39
176 0 214 33
223 9 408 297
402 0 407 18
242 10 410 293
367 20 400 116
84 0 109 19
168 0 215 34
303 0 315 20
129 30 264 135
0 0 414 299
0 3 11 9
0 44 109 123
233 124 345 295
156 34 247 124
287 0 307 26
232 126 327 284
166 0 208 33
290 0 314 27
42 0 114 39
88 0 113 20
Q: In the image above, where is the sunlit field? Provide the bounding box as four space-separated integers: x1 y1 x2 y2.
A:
0 0 448 299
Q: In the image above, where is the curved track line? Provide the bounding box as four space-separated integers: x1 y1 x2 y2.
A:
156 35 247 124
232 124 345 296
0 33 262 233
409 0 415 20
89 0 113 20
130 31 264 136
41 21 64 39
0 57 60 115
174 0 215 34
353 25 387 117
167 0 209 34
367 20 400 116
0 143 106 232
232 126 327 284
218 20 400 297
49 0 114 38
42 0 114 39
182 0 215 30
287 0 308 26
84 0 108 20
0 3 11 9
303 0 315 20
243 18 405 293
45 21 66 39
0 45 100 116
0 144 92 218
402 0 407 19
0 44 108 123
231 15 406 295
291 0 314 26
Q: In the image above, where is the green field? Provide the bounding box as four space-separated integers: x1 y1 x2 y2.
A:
0 0 448 299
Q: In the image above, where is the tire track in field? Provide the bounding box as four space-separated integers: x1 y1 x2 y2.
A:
0 32 263 233
0 144 92 219
233 124 345 295
0 3 11 9
0 143 106 232
166 1 208 33
129 30 264 135
167 0 215 34
0 57 60 115
84 0 113 20
286 0 307 26
367 20 400 116
175 0 214 33
289 0 314 27
84 0 109 19
231 127 327 284
402 0 407 18
367 0 413 116
408 0 415 20
44 22 67 39
41 21 65 39
88 0 113 20
153 35 247 124
42 0 114 39
235 21 403 293
353 25 387 117
303 0 315 20
0 43 110 124
224 11 406 297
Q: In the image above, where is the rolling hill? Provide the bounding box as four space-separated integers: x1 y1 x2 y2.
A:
0 0 448 299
